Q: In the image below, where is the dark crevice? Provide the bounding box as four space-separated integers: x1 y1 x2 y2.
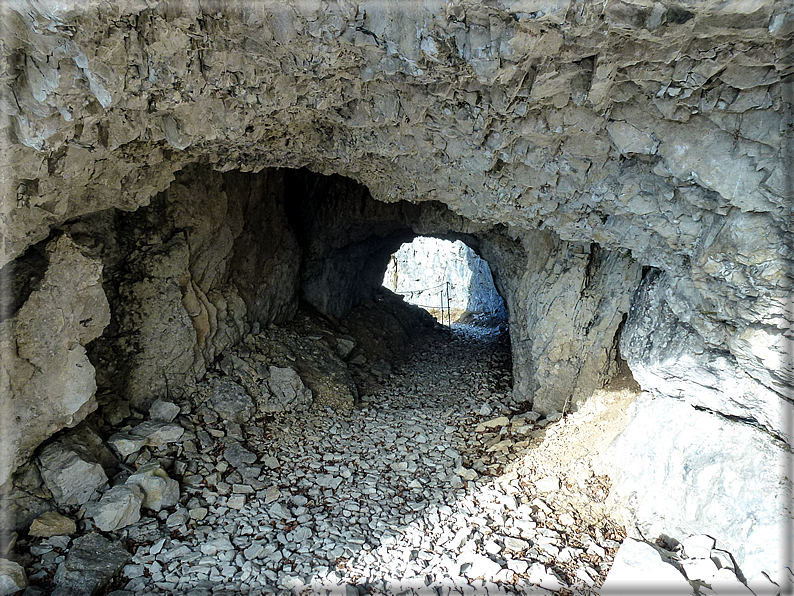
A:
691 404 792 452
0 237 50 324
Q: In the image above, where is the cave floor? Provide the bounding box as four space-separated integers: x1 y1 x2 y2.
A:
110 325 636 596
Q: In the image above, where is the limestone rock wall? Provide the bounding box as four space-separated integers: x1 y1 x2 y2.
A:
478 229 642 415
601 391 793 579
0 236 110 486
74 165 302 410
1 1 789 433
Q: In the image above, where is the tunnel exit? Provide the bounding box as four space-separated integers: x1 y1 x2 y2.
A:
382 237 507 326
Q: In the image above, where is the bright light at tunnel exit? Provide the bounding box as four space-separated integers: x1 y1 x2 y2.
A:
382 237 506 325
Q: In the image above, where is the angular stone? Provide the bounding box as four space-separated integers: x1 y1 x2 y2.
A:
528 562 566 591
264 366 313 413
455 466 478 481
462 554 503 580
53 533 130 596
506 559 529 574
335 336 356 359
87 485 142 532
107 431 147 459
223 443 257 468
315 474 342 489
682 534 716 560
208 378 256 423
534 477 560 493
125 462 179 511
38 443 108 507
0 558 26 596
503 537 529 551
28 512 77 537
166 508 189 528
148 399 180 422
265 486 281 504
601 538 692 595
131 421 184 447
227 495 245 510
262 456 280 469
475 416 509 432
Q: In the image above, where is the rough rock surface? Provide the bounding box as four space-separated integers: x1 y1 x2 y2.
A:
0 559 26 596
0 235 110 486
37 442 108 507
125 463 179 512
0 0 792 587
87 485 143 532
265 366 313 414
601 538 700 595
28 512 76 538
601 391 794 579
52 533 130 596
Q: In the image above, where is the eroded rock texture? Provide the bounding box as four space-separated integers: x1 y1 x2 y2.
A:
1 0 792 579
0 235 109 486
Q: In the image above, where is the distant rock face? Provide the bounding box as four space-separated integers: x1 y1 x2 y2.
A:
383 237 506 316
1 0 791 580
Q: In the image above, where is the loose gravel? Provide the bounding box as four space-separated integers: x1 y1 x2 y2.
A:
27 324 633 596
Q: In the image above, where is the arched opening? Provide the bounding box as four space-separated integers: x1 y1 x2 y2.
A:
5 163 648 596
382 237 507 327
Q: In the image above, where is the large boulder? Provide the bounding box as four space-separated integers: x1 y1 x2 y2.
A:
602 392 794 580
38 442 107 507
53 533 130 596
125 462 179 511
86 485 143 532
0 235 110 486
207 377 256 423
264 366 313 414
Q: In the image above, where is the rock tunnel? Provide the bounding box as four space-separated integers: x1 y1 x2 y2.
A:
0 1 792 593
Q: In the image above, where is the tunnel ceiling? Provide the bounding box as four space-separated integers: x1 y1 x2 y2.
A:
3 0 791 414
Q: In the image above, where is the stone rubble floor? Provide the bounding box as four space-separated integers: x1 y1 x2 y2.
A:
31 324 632 596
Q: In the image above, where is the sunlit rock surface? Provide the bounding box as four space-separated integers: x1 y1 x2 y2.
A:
383 237 506 316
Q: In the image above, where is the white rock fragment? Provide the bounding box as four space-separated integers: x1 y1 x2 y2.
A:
601 538 692 595
87 485 143 531
125 462 179 511
682 534 716 559
535 476 560 493
475 416 509 432
149 399 181 422
38 443 108 506
462 554 503 579
528 562 566 591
